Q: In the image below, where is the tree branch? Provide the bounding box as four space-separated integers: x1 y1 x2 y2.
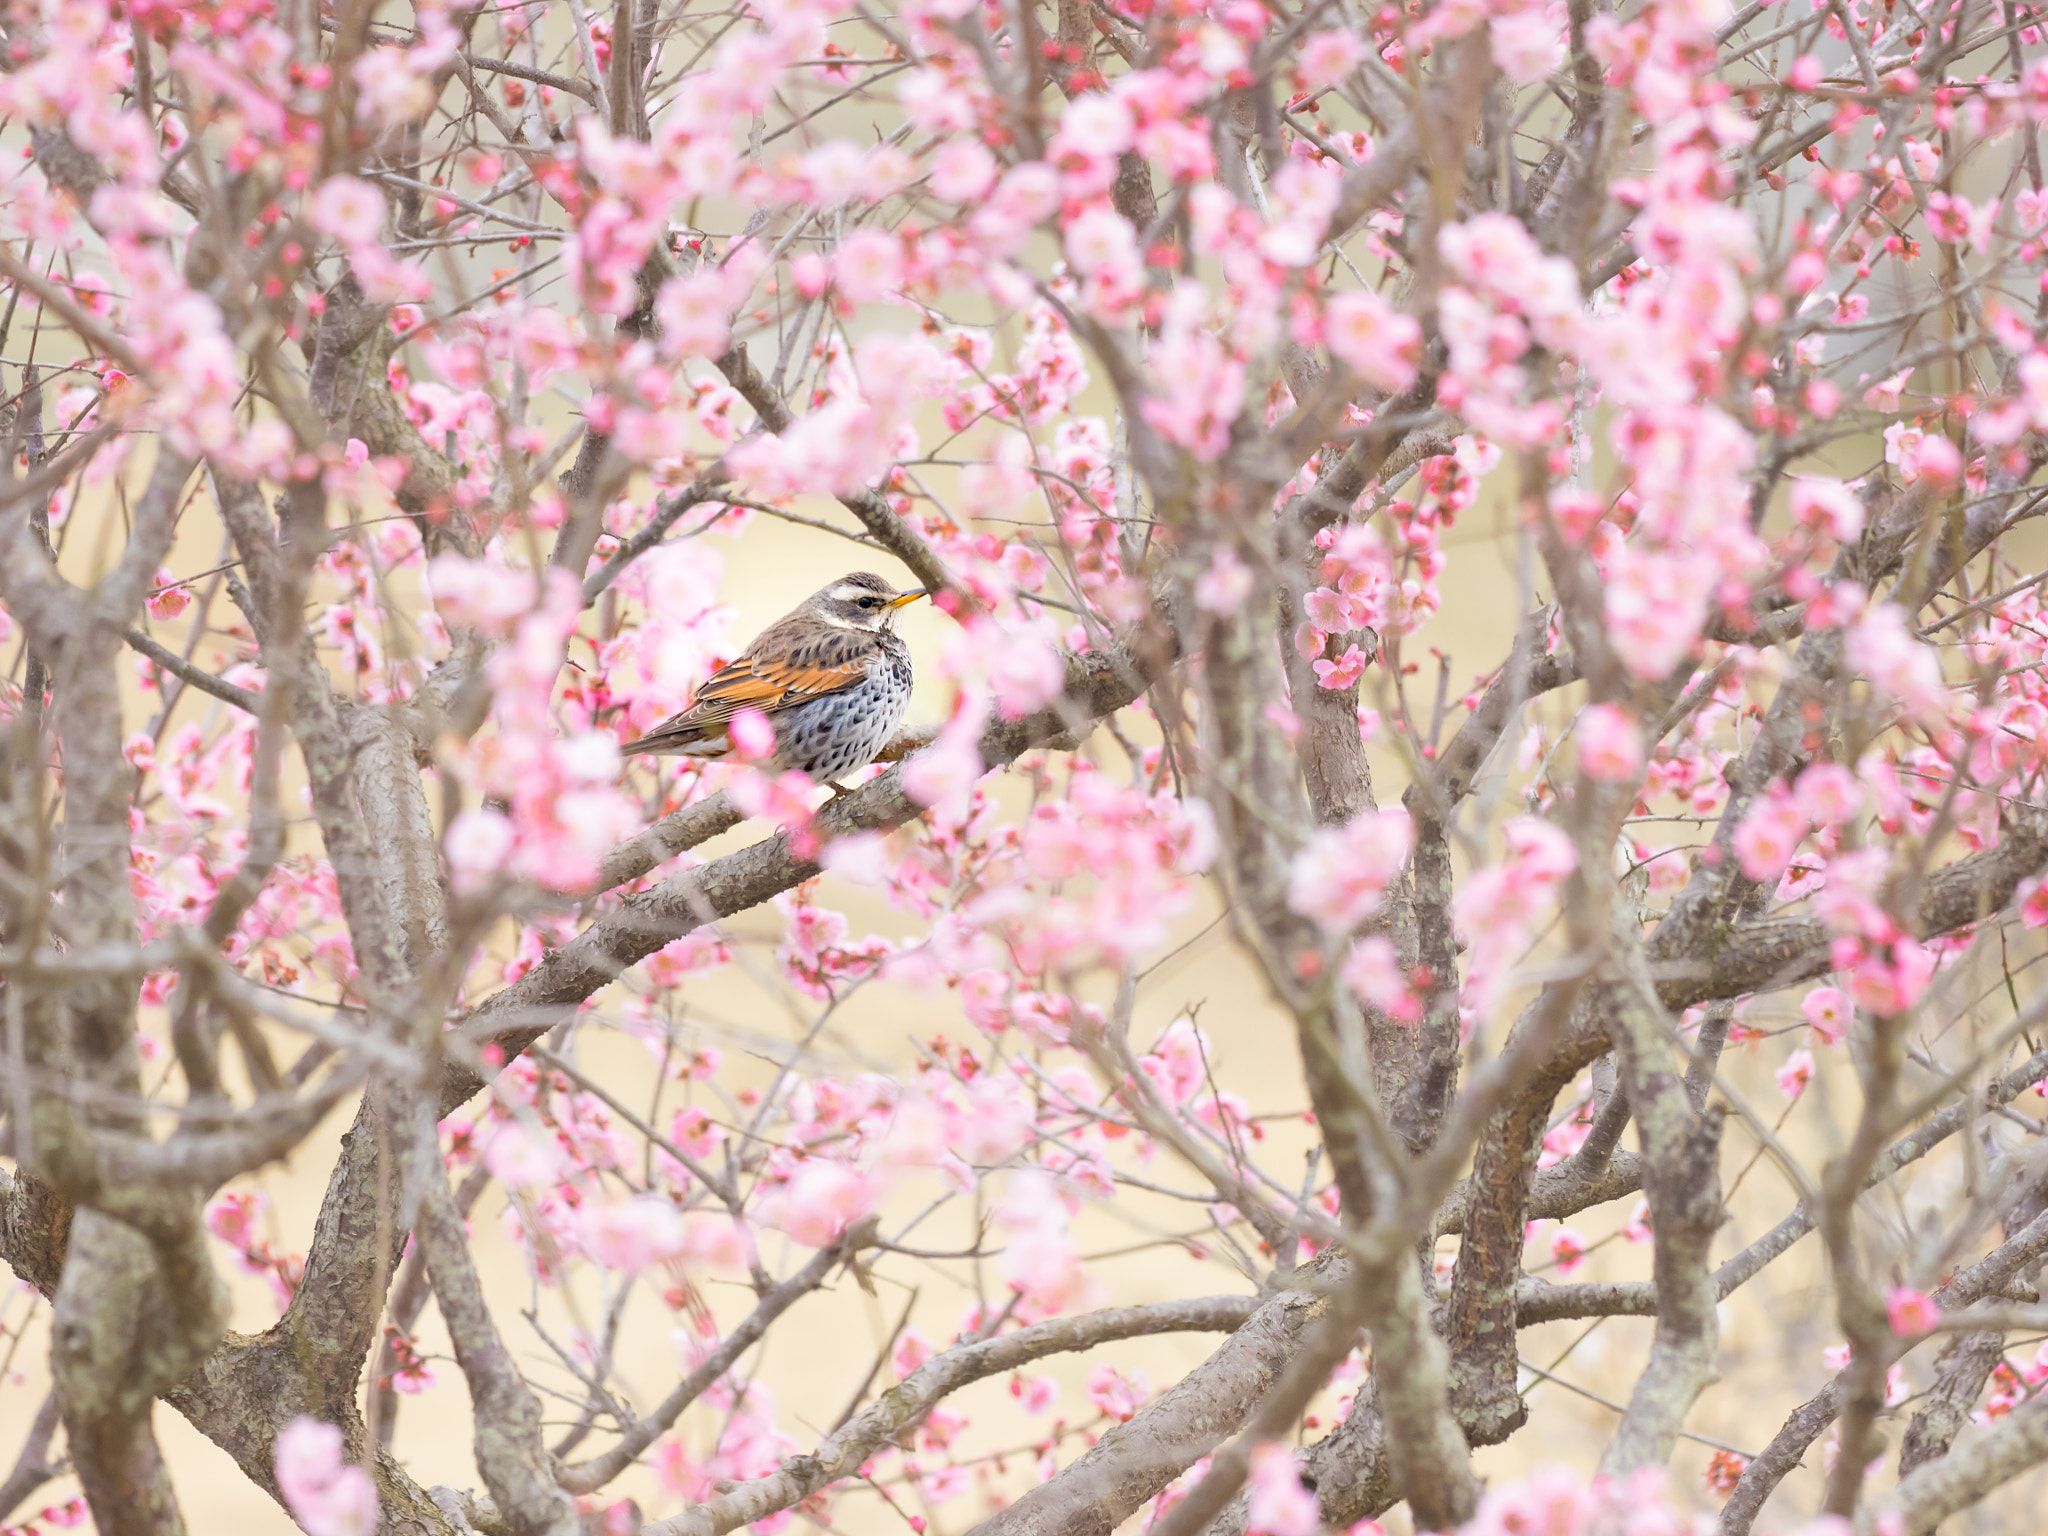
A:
0 1389 64 1524
557 1225 875 1494
1858 1389 2048 1536
642 1294 1260 1536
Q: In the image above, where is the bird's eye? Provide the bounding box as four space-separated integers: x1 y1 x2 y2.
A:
856 597 876 608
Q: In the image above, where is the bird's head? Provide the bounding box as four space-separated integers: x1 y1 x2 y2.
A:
807 572 930 631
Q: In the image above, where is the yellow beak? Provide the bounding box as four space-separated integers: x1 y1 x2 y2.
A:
885 588 931 609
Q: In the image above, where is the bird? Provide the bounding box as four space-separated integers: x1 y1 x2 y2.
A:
621 572 929 785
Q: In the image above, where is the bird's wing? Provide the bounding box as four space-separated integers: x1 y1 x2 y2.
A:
622 627 876 753
678 651 873 727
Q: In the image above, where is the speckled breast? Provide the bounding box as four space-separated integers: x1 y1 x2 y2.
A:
777 639 913 781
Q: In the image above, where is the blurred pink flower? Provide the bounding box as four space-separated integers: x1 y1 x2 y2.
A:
1245 1443 1319 1536
275 1417 378 1536
1576 703 1644 782
1802 985 1850 1045
1887 1287 1942 1337
1287 807 1412 933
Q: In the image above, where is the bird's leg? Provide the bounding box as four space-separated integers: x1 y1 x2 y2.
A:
822 779 855 803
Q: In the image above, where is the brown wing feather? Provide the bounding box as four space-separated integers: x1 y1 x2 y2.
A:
622 617 879 753
679 653 871 727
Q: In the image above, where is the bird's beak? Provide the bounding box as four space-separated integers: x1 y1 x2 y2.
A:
885 588 931 609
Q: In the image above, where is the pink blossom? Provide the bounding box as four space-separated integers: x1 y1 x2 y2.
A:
894 1330 934 1379
1312 644 1371 690
275 1417 379 1536
1623 1202 1652 1243
653 1436 701 1498
1603 564 1705 682
1323 291 1421 390
1085 1364 1151 1421
1914 433 1963 485
833 230 903 303
1886 1286 1942 1337
930 139 998 203
1453 817 1578 1010
1061 90 1136 150
580 1197 688 1270
1847 603 1951 722
206 1188 266 1251
1454 817 1577 941
1053 93 1135 161
679 1213 754 1272
988 634 1066 719
1342 936 1419 1021
425 553 542 636
1303 587 1357 632
1575 703 1643 782
922 1465 971 1503
950 1073 1037 1163
1145 1017 1213 1102
308 175 387 246
1841 936 1937 1015
779 1159 877 1247
148 566 191 618
1802 985 1850 1045
1194 547 1255 614
819 830 894 885
483 1124 561 1189
445 808 515 892
1813 848 1893 941
1733 791 1807 881
1549 486 1607 541
1775 1049 1815 1100
1298 30 1365 90
902 701 991 814
1064 205 1138 276
728 770 821 843
1245 1443 1319 1536
998 1169 1093 1313
1491 4 1567 82
1794 764 1862 826
1549 1226 1589 1275
728 707 778 761
655 271 732 359
2021 874 2048 930
1286 807 1413 933
1466 1466 1598 1536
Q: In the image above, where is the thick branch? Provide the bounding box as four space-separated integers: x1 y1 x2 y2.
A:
1858 1389 2048 1535
409 1110 579 1536
935 1273 1331 1536
640 1294 1259 1536
1597 945 1725 1476
1898 1330 2006 1485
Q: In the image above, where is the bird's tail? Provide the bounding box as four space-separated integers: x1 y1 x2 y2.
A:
619 726 721 757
